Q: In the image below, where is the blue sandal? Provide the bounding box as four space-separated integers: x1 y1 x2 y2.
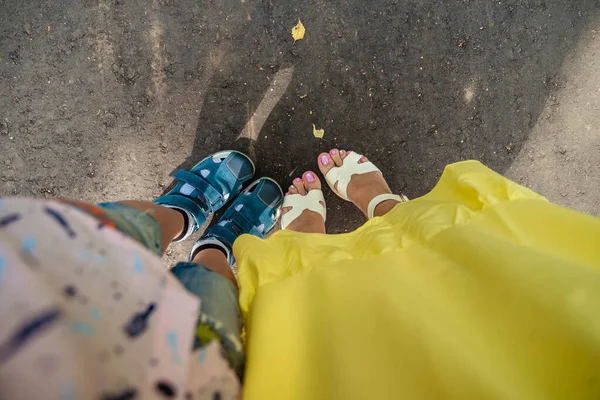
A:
153 150 255 241
190 177 284 265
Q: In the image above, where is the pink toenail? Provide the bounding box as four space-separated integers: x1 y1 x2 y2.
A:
306 173 314 182
285 192 289 196
331 149 337 155
321 155 329 165
295 178 301 183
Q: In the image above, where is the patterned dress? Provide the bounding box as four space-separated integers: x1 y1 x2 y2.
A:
0 198 242 400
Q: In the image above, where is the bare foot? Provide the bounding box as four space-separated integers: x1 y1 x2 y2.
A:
281 171 327 233
318 149 400 218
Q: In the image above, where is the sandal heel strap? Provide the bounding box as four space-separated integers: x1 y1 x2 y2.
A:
367 193 409 219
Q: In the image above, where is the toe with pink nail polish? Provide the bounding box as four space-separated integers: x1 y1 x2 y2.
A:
331 150 337 155
321 155 329 165
306 173 314 182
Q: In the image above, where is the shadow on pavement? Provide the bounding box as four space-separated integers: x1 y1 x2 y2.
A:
174 0 598 232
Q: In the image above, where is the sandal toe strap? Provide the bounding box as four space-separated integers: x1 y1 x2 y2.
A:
325 152 381 200
281 190 327 230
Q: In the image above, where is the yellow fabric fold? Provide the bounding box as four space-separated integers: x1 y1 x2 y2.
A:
235 161 600 400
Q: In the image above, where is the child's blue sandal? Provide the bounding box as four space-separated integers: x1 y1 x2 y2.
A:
190 177 283 266
153 150 255 241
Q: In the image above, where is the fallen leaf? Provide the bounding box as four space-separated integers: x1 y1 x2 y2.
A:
292 19 306 42
312 124 324 139
299 94 308 99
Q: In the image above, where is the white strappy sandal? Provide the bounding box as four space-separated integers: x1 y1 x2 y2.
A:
281 189 327 230
325 151 409 219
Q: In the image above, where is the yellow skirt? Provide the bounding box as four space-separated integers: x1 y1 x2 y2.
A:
235 161 600 400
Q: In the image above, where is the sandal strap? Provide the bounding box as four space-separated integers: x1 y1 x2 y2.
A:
172 169 223 212
367 193 409 219
207 212 256 250
197 178 284 266
154 194 207 225
324 152 381 200
228 211 261 237
281 190 327 230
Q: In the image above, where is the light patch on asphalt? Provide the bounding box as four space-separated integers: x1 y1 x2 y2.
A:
149 0 166 101
236 67 295 141
506 18 600 216
464 85 475 104
96 0 115 108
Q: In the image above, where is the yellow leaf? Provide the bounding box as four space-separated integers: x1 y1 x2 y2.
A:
292 19 306 42
312 124 325 139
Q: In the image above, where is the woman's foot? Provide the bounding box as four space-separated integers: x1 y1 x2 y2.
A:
281 171 327 233
318 149 400 218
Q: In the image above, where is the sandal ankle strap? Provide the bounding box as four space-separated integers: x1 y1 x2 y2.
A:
367 193 409 219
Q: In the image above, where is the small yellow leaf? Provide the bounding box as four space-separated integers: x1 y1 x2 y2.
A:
312 124 324 139
292 19 306 42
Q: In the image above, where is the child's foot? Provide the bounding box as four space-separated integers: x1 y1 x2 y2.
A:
154 150 255 242
190 177 283 267
318 149 402 218
281 171 326 234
